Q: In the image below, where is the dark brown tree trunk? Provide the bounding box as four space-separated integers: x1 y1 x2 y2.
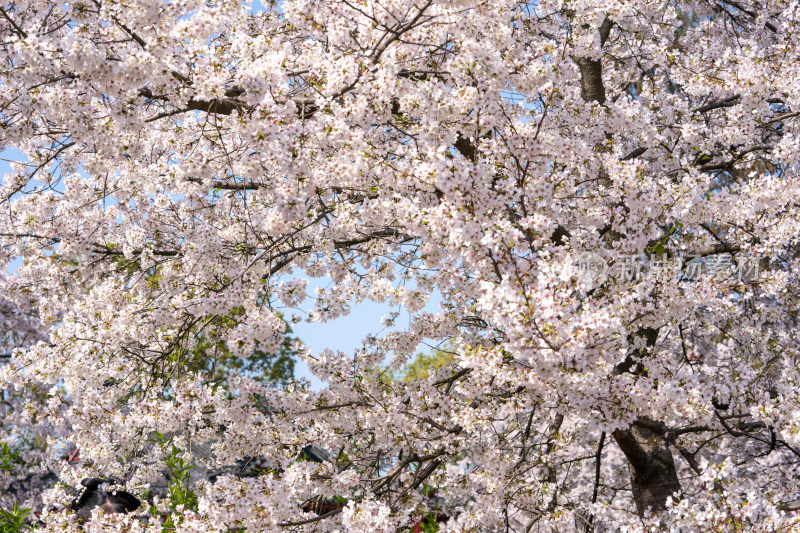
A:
613 421 681 515
611 329 682 515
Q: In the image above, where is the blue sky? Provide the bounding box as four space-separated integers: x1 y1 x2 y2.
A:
0 0 452 388
0 149 439 389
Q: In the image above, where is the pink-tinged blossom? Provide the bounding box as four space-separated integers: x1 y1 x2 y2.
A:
1 0 800 530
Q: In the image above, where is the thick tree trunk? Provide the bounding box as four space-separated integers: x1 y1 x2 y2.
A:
613 421 681 515
571 17 613 105
611 329 682 515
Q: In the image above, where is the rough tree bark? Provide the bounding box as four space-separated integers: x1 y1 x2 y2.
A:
610 329 682 515
613 421 682 515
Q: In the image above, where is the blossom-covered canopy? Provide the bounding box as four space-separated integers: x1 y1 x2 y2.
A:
1 0 799 530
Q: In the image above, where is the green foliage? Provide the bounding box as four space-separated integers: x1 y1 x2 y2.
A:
112 263 297 391
418 514 440 533
165 448 198 512
149 432 198 531
0 501 34 533
388 347 456 383
182 307 296 390
645 222 682 256
0 443 22 475
411 484 442 532
400 513 440 533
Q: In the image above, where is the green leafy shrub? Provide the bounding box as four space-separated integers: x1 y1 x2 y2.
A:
0 501 34 533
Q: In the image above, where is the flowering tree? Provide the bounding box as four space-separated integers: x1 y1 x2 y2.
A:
0 285 55 524
1 0 800 530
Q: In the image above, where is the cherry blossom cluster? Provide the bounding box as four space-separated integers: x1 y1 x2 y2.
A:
1 0 799 531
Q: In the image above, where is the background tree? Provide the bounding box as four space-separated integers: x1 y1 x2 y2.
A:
182 308 296 390
385 345 456 383
0 0 799 531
